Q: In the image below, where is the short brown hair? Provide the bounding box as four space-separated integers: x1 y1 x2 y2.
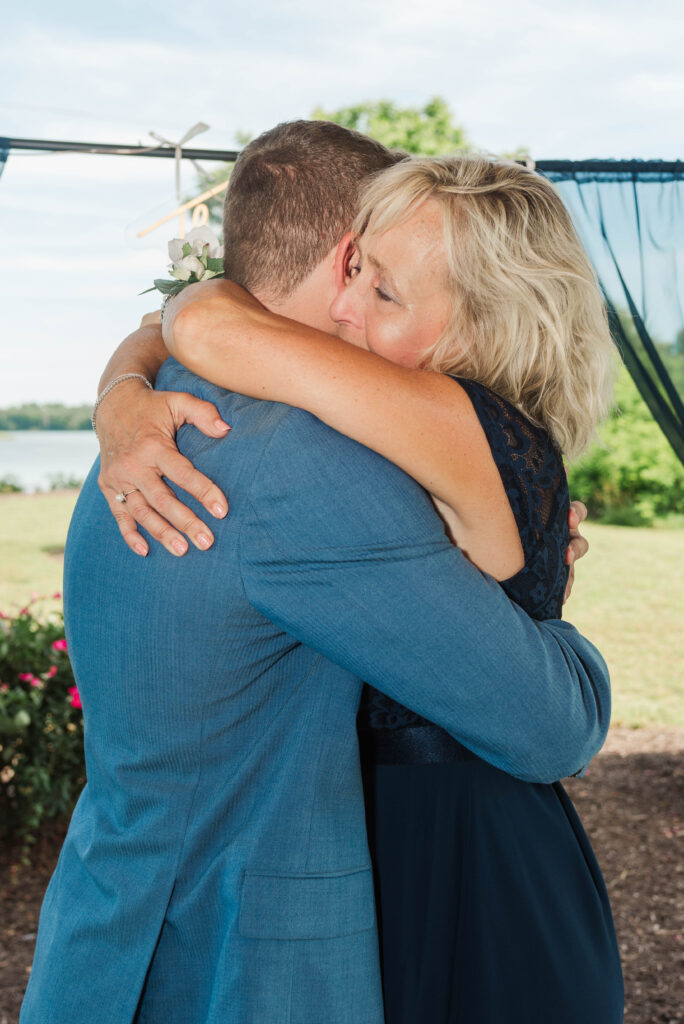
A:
222 120 402 301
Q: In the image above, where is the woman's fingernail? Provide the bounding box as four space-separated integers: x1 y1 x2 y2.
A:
215 419 231 432
212 503 227 518
197 533 213 550
134 542 148 557
172 539 188 556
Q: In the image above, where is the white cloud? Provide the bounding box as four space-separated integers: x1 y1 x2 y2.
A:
0 0 682 404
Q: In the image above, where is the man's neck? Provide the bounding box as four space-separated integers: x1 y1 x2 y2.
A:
254 247 338 334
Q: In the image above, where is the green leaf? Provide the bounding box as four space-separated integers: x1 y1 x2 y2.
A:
206 258 225 273
0 714 17 737
153 278 184 295
182 242 192 258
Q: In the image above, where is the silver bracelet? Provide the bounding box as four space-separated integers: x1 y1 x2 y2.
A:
159 293 173 325
91 373 153 435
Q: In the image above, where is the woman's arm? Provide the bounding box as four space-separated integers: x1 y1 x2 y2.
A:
164 279 525 580
97 319 167 395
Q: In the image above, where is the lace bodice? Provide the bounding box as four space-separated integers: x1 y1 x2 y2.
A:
358 377 570 732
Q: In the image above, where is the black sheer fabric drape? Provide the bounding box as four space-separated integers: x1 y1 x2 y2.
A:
0 143 8 180
538 162 684 465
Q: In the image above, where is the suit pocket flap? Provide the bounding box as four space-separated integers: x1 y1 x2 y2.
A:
239 866 375 940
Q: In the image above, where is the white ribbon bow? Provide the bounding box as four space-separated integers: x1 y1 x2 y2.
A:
148 122 210 200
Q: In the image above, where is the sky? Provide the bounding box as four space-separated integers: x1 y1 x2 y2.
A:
0 0 682 406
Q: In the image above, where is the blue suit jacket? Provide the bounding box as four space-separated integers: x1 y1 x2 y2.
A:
22 359 610 1024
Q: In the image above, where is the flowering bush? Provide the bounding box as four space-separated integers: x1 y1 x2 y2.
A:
0 598 85 857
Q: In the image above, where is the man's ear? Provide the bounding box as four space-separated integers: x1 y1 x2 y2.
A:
333 232 354 294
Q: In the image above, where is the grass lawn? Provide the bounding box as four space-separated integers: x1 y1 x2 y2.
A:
1 493 682 728
0 491 80 615
566 522 684 729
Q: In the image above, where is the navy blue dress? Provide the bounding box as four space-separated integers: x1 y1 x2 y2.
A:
358 380 624 1024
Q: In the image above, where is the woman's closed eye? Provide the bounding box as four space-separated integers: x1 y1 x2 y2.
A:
345 245 398 305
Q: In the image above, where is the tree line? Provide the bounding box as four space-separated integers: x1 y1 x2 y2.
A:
0 404 92 431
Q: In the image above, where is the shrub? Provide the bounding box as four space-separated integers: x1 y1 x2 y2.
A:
568 369 684 526
0 599 85 859
0 475 22 494
48 473 83 491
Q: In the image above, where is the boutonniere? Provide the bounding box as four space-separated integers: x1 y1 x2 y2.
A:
141 226 224 297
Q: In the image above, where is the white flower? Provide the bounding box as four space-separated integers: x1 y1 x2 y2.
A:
168 228 222 266
169 262 192 282
167 237 186 263
144 226 224 297
171 254 206 281
184 226 223 259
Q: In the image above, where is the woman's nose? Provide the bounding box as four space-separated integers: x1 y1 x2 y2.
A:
330 277 362 329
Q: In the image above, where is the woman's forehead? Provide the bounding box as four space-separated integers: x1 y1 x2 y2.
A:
362 200 448 297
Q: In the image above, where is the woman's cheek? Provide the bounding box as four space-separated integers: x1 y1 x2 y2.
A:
368 313 425 367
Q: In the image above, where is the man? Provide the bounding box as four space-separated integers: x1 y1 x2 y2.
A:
22 122 607 1024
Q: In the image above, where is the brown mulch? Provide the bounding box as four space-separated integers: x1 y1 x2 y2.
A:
1 727 682 1023
565 727 684 1023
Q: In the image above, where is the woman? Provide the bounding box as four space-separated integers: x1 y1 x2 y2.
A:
159 154 623 1022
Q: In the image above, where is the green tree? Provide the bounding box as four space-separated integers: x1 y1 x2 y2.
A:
311 96 470 155
0 403 92 431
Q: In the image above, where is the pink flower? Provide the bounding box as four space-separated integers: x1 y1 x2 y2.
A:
0 610 8 620
68 686 82 710
19 672 41 687
52 639 68 652
46 665 58 679
0 683 8 693
52 592 62 600
19 608 29 616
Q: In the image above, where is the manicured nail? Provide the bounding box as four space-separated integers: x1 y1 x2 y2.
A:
215 419 231 432
172 539 188 556
197 533 213 550
212 503 227 518
134 542 148 557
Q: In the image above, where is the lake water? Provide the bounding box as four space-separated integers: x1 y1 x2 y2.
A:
0 431 100 492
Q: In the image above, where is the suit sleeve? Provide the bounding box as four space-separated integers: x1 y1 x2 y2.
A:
238 408 610 782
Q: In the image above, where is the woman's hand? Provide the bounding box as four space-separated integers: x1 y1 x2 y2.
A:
140 309 162 328
95 376 231 557
563 501 589 604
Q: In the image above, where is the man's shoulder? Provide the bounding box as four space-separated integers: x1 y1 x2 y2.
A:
157 357 304 434
244 398 440 551
157 356 246 412
158 357 437 533
158 357 417 482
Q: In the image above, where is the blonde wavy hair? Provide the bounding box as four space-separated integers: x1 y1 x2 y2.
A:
353 155 618 460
